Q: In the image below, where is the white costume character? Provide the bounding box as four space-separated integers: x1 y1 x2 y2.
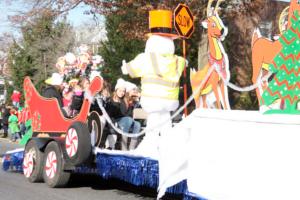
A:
121 10 186 157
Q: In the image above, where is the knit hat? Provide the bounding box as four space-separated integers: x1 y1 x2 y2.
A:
115 78 126 91
125 81 137 92
65 52 77 65
45 73 63 86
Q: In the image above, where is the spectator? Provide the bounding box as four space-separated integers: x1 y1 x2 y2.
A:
70 83 84 116
42 73 66 116
107 78 141 150
0 104 3 131
11 90 21 108
125 81 141 109
125 81 142 148
1 105 10 138
8 108 20 142
100 80 112 106
18 106 28 137
80 76 90 91
62 87 73 116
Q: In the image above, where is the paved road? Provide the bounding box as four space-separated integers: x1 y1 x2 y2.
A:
0 138 22 157
0 139 179 200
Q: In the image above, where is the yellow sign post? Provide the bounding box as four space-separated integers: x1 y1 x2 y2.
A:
174 4 194 116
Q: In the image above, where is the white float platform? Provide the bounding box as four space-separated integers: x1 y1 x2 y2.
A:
158 109 300 200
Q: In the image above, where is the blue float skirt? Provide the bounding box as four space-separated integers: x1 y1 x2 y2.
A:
2 149 204 199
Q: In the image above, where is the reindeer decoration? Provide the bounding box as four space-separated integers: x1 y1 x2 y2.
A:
251 0 300 107
190 0 230 109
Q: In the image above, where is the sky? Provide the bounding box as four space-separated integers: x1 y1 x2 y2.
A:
66 3 102 27
0 1 101 35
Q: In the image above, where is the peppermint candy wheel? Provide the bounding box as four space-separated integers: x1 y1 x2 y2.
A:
23 152 34 178
23 140 44 183
65 128 78 158
64 122 91 166
44 151 57 179
43 141 70 187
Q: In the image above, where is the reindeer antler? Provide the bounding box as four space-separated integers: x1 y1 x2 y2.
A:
279 6 290 33
215 0 225 15
207 0 215 17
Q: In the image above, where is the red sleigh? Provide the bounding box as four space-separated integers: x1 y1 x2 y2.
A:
23 76 103 134
22 76 105 186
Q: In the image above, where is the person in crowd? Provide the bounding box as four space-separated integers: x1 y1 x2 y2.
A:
124 81 142 149
107 78 141 150
62 86 74 116
0 104 3 132
42 73 66 116
90 79 111 114
96 80 115 149
100 80 112 105
1 104 10 138
18 106 28 137
70 82 84 116
11 90 21 108
8 108 20 142
125 81 141 109
79 76 90 91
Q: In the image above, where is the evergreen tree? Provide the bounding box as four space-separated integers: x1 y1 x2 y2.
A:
99 12 144 86
261 11 300 114
7 10 75 93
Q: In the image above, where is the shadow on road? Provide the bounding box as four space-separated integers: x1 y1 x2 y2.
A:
68 174 182 200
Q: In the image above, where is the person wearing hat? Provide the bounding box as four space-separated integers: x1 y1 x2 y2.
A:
11 90 21 108
125 81 141 109
106 78 141 150
42 73 65 111
121 10 186 156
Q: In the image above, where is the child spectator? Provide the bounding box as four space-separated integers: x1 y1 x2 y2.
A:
8 108 20 142
11 90 21 108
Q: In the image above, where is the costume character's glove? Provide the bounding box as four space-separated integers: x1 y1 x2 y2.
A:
121 60 128 75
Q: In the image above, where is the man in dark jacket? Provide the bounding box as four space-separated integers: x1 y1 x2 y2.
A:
42 73 65 114
1 105 10 138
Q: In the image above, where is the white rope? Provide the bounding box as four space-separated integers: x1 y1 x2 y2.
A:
96 97 146 138
97 64 271 138
213 64 273 92
96 66 215 138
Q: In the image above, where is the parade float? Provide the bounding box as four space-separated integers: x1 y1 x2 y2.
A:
3 0 300 200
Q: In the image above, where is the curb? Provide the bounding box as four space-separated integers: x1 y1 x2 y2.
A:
0 137 10 142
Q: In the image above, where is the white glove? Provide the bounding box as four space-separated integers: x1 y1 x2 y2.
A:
121 60 128 75
185 59 189 67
